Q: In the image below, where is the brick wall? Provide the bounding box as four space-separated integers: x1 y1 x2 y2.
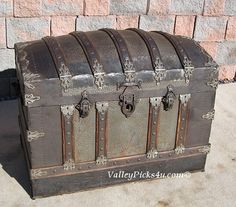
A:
0 0 236 81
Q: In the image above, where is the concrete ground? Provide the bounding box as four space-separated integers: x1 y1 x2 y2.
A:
0 83 235 207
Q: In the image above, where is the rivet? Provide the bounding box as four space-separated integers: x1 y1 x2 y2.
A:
126 160 129 163
101 128 104 131
100 147 103 151
100 137 104 141
67 131 71 135
78 167 82 170
159 155 162 158
153 121 157 124
169 153 172 157
67 142 71 145
182 118 185 121
67 121 70 124
68 152 71 155
138 158 141 161
53 169 57 173
152 132 155 135
113 161 117 165
88 166 91 168
101 118 104 121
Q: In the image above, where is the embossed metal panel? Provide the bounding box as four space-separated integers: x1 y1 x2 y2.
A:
107 99 149 158
157 97 179 151
74 107 96 162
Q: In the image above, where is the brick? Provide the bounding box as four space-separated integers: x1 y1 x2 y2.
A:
169 0 204 15
224 0 236 15
148 0 171 15
7 17 50 48
218 65 236 80
0 18 6 48
203 0 225 16
76 16 116 31
51 16 76 36
116 16 139 29
216 41 236 65
194 16 227 41
14 0 42 17
200 41 218 59
0 49 15 71
139 15 175 33
226 17 236 40
175 15 195 38
110 0 147 15
0 0 13 16
84 0 109 16
42 0 83 16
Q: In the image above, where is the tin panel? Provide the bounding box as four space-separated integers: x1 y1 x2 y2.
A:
107 99 149 158
186 91 216 147
74 107 96 162
157 98 179 151
27 106 62 168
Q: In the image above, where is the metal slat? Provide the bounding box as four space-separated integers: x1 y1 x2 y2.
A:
128 28 167 85
153 31 194 84
101 28 137 85
70 31 105 89
42 36 72 92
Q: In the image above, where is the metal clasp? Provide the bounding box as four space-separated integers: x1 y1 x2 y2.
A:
162 85 176 111
119 86 139 118
76 91 91 118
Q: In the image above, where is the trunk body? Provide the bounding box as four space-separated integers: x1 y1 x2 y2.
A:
15 29 218 198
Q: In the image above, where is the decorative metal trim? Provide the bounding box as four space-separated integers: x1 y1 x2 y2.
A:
31 169 47 179
147 148 159 159
175 144 185 155
24 94 40 105
207 79 219 89
154 57 167 85
96 155 108 165
183 56 194 84
27 130 45 142
61 105 75 119
199 145 211 154
93 59 105 89
96 102 109 114
28 145 213 179
150 97 162 108
63 159 75 171
23 72 40 89
202 110 215 120
124 57 136 83
179 94 191 107
205 60 218 71
59 63 72 92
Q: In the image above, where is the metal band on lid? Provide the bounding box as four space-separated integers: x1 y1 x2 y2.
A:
43 36 72 92
70 31 105 89
101 28 137 85
128 28 167 85
154 31 194 84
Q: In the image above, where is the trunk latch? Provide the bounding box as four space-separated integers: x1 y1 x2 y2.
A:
76 91 91 118
162 85 176 111
119 86 139 118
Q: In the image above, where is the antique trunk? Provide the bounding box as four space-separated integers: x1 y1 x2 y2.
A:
15 29 218 198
